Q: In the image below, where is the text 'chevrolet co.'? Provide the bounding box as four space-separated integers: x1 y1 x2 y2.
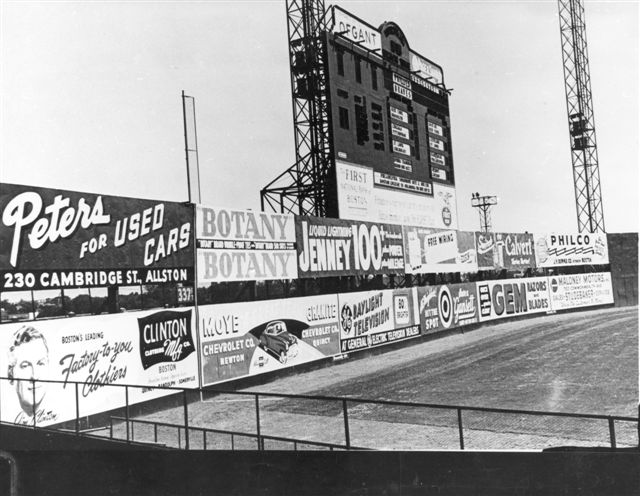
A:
196 205 297 283
337 288 420 352
1 183 194 291
0 309 198 427
198 295 340 385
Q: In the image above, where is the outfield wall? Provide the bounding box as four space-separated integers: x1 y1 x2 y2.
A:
0 271 615 427
0 183 625 427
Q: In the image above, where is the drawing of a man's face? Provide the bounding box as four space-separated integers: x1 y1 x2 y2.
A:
8 326 50 416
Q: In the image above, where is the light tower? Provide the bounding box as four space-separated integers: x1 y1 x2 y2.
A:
557 0 605 233
471 193 498 233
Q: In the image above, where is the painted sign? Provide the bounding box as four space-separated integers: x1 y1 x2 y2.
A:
475 232 497 270
476 277 551 322
331 6 381 53
494 232 536 270
336 160 458 230
534 233 609 267
0 183 194 291
196 205 297 283
404 229 478 274
410 51 444 85
548 272 614 311
296 216 404 277
0 308 199 427
338 288 419 353
417 282 479 334
198 295 340 386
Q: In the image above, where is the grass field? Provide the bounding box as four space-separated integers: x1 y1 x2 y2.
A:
125 306 638 450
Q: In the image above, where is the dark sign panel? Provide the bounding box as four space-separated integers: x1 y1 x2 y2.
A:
475 232 497 270
296 216 404 278
0 183 194 290
495 232 536 270
138 310 195 370
417 282 479 334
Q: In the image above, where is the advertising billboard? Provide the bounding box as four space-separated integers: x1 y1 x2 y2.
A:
330 6 381 53
417 282 480 334
196 205 297 283
410 51 444 86
296 216 404 278
534 233 609 267
337 288 420 353
0 183 194 291
475 232 497 270
198 295 340 386
548 272 614 311
403 229 477 274
0 308 199 426
495 232 536 270
476 277 551 322
336 160 457 230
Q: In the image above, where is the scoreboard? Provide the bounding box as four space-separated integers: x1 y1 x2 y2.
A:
325 6 458 230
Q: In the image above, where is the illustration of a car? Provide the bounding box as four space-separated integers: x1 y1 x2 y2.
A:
259 321 298 364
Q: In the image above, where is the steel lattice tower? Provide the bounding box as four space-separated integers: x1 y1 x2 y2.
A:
558 0 605 233
260 0 335 217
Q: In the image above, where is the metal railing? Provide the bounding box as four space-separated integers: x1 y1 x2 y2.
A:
0 376 637 450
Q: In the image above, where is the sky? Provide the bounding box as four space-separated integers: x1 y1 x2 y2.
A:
1 0 638 234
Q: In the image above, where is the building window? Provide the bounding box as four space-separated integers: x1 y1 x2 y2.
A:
390 40 402 56
355 57 361 83
339 107 350 129
371 66 378 90
337 50 344 76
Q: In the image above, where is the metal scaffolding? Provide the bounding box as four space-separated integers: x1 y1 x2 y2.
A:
558 0 605 233
260 0 335 217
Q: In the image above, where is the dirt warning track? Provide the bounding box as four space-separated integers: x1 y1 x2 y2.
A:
139 306 638 449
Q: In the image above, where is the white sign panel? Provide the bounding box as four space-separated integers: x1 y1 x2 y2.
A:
429 137 445 151
337 288 420 352
0 309 199 427
198 295 340 385
476 277 551 322
336 160 458 230
390 106 409 124
392 140 411 156
391 123 410 140
534 233 609 267
196 205 298 282
548 272 614 311
428 122 444 136
331 7 381 53
410 52 444 85
431 168 447 181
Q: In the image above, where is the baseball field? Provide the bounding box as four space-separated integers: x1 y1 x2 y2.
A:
114 305 638 450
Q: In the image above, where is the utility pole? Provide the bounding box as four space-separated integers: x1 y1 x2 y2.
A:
471 192 498 232
182 90 202 204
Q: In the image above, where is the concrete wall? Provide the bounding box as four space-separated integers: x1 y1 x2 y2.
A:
608 233 638 307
